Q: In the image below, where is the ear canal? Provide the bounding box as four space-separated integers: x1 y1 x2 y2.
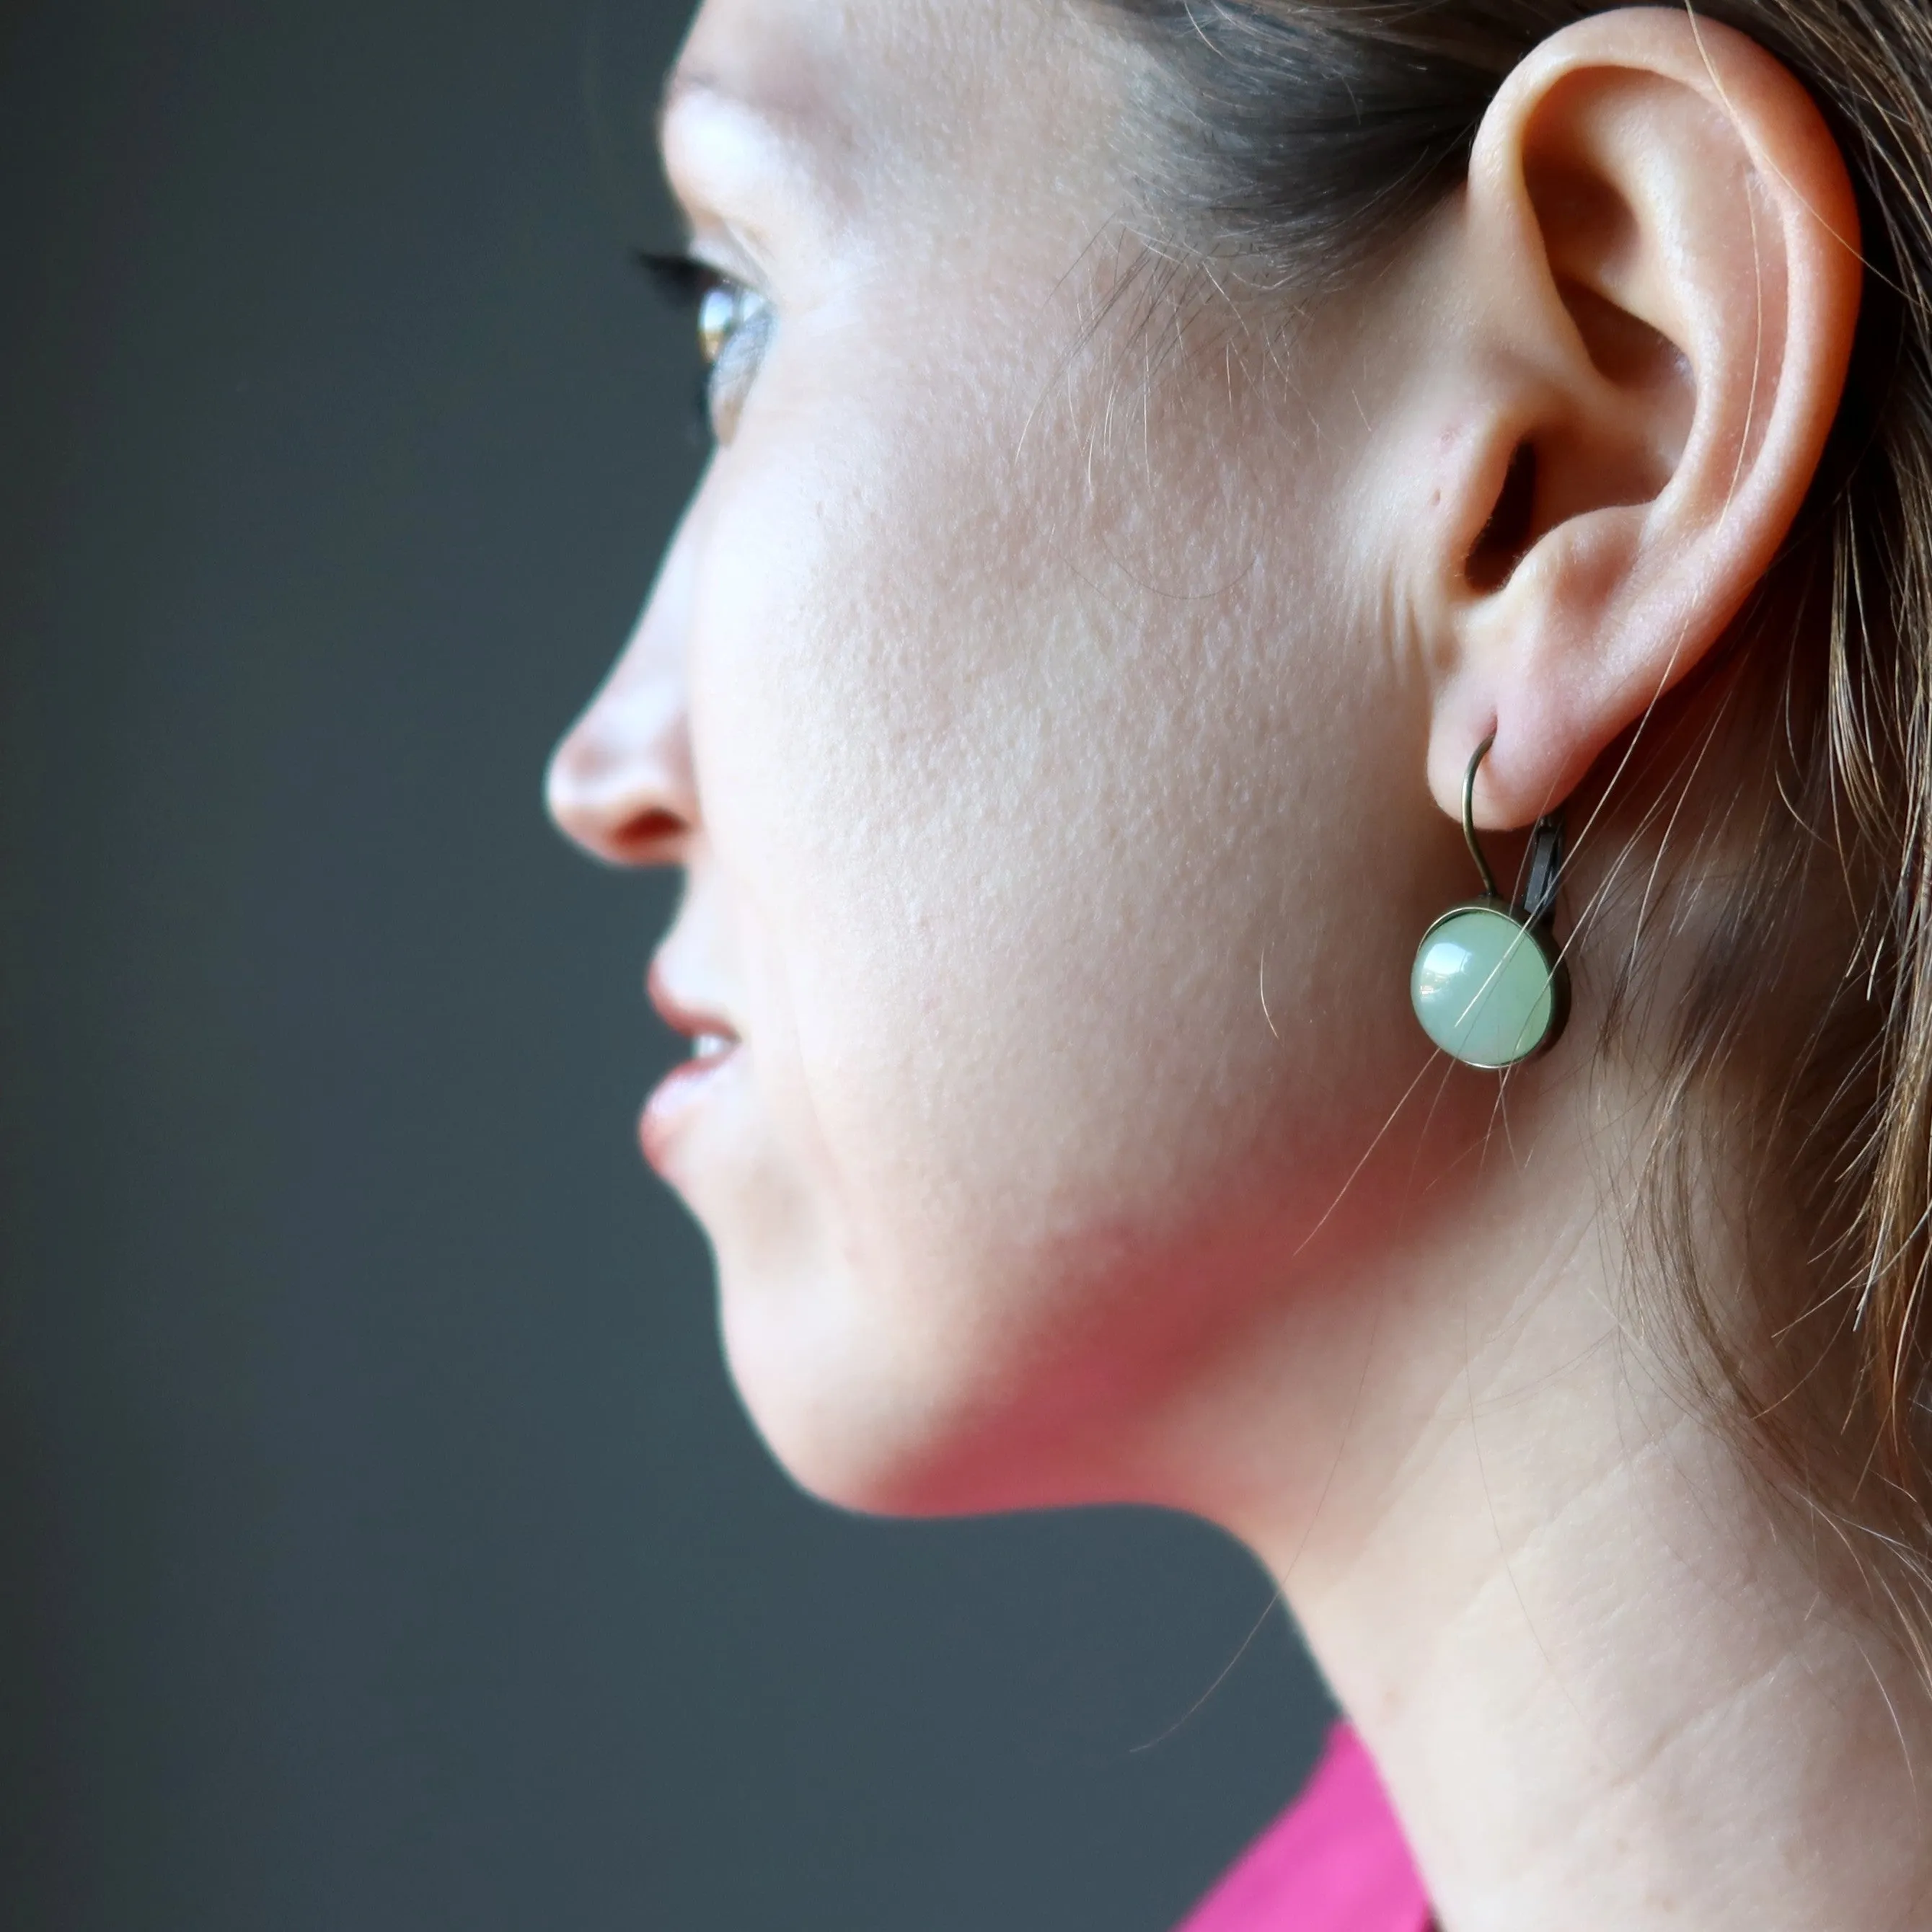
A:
1465 440 1539 592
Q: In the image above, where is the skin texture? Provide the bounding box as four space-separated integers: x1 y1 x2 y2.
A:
549 3 1931 1926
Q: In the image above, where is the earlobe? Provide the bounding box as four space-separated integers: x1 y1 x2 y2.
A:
1419 9 1863 829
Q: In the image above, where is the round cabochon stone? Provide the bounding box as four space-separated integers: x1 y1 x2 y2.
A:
1411 904 1556 1068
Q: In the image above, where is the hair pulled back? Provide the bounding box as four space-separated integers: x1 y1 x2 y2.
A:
1096 0 1932 1681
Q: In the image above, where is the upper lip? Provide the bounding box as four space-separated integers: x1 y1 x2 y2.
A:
647 961 739 1044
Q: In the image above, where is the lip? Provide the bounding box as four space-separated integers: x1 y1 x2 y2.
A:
641 961 742 1169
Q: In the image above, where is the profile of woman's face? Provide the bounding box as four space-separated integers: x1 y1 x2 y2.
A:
549 0 1473 1517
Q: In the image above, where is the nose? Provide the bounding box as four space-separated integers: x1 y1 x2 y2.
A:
546 519 700 868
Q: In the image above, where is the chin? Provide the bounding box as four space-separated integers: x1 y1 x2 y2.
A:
718 1320 984 1517
714 1263 1111 1522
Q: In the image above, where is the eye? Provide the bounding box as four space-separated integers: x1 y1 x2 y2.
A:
696 276 754 366
638 252 775 443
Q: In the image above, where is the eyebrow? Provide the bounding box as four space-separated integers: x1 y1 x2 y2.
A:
658 66 808 152
656 60 848 237
656 66 715 141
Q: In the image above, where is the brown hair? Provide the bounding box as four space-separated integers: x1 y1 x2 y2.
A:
1097 0 1932 1677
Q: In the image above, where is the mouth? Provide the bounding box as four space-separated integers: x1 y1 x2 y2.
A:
640 966 743 1168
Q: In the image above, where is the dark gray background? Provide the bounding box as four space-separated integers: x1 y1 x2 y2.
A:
0 2 1330 1926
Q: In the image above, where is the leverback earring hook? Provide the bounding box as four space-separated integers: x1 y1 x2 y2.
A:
1409 732 1570 1069
1463 732 1499 899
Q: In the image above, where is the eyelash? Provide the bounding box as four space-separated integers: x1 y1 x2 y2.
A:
636 251 769 440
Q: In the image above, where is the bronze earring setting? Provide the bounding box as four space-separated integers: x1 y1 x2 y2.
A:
1410 736 1569 1069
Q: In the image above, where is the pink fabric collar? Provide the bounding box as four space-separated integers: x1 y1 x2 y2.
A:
1174 1724 1433 1932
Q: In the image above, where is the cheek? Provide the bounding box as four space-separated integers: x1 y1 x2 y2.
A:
680 304 1435 1508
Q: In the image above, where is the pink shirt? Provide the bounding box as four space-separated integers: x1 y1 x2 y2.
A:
1175 1725 1434 1932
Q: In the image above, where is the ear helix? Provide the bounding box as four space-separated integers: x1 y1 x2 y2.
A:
1411 736 1569 1069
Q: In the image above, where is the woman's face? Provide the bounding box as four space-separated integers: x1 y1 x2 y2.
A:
549 0 1465 1515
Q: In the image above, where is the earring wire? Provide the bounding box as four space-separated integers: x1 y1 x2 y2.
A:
1463 733 1499 899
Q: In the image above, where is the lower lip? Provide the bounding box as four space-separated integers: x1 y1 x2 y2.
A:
640 1044 740 1169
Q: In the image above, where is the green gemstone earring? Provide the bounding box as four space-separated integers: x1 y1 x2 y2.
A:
1410 735 1569 1069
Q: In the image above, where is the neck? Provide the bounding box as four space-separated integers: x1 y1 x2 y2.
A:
1188 1081 1932 1931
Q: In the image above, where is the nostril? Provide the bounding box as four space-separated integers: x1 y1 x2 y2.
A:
610 807 688 860
544 699 697 866
546 762 690 865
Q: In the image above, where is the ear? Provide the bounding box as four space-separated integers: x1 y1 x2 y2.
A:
1415 9 1862 827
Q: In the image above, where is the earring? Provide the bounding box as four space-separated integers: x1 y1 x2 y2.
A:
1411 735 1569 1069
